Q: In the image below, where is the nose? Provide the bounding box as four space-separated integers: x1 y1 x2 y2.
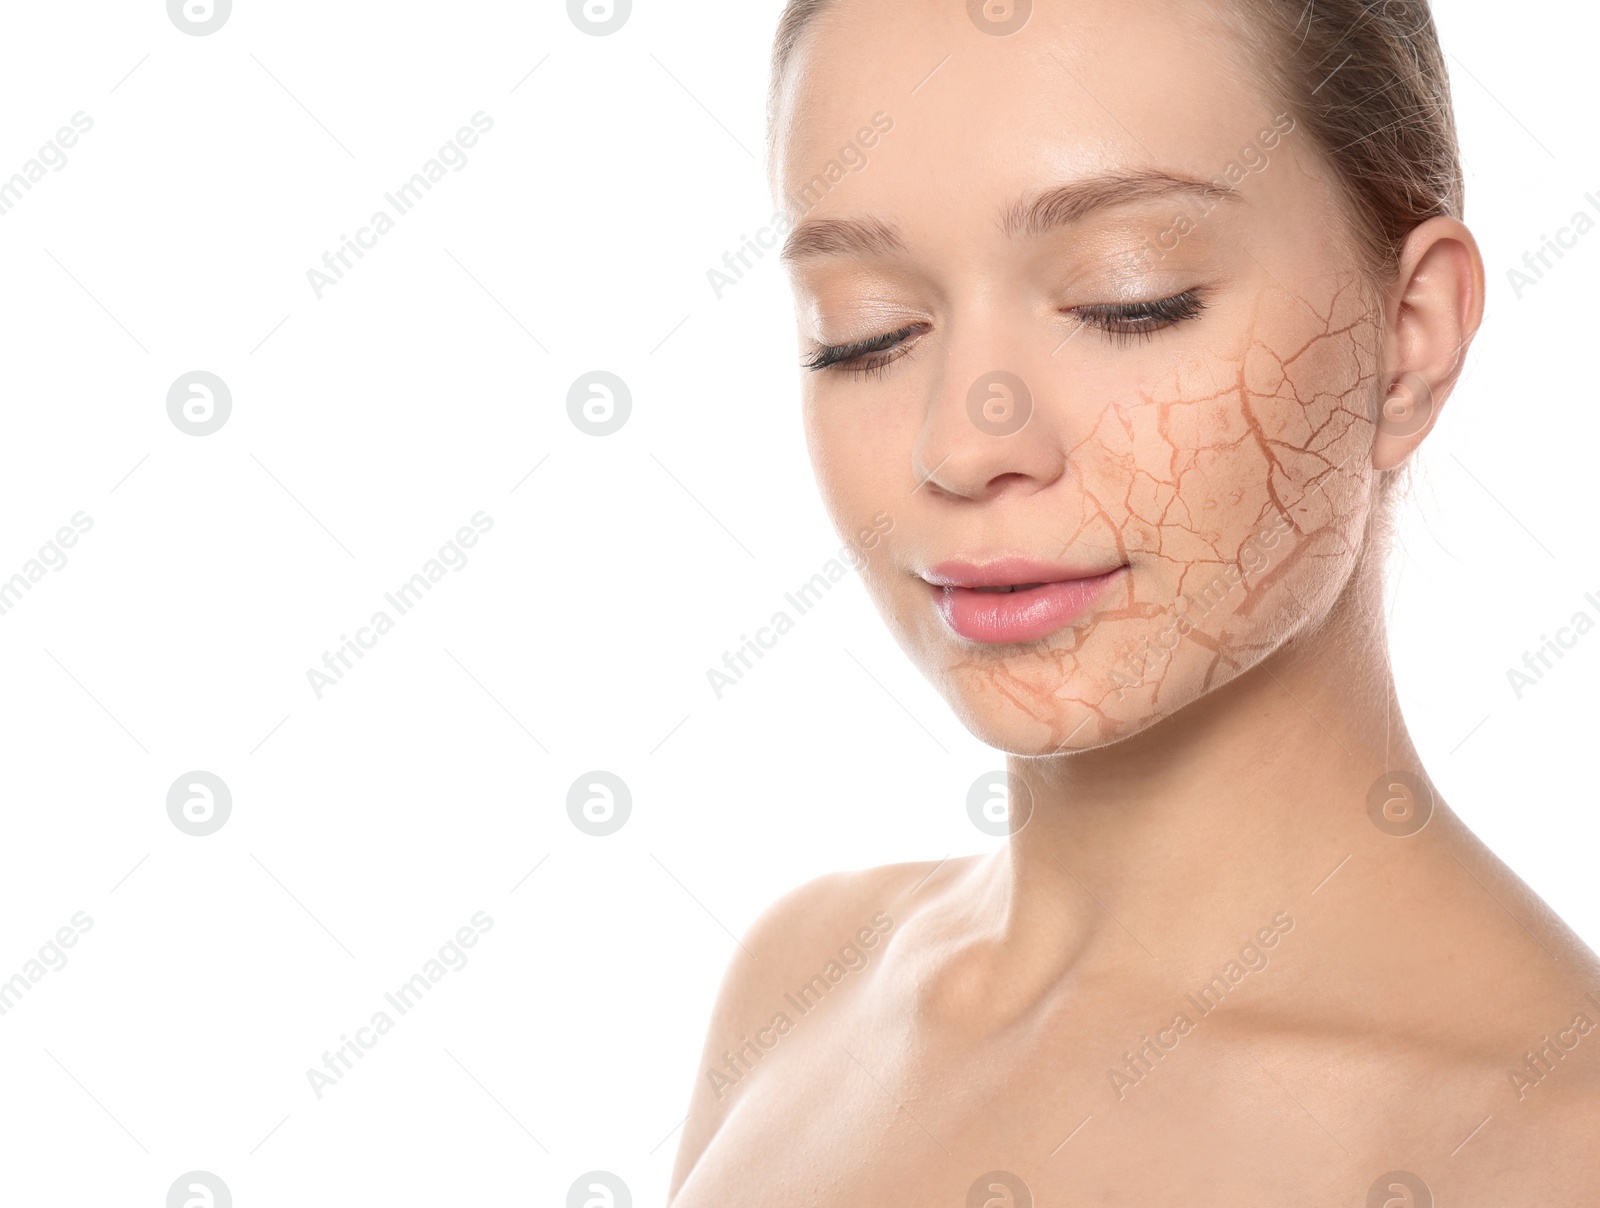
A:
913 347 1070 500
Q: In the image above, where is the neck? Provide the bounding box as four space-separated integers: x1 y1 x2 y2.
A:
998 545 1420 961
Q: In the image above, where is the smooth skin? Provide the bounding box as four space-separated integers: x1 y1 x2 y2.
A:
669 1 1600 1202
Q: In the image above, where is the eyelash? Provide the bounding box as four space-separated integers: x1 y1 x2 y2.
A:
804 288 1208 376
803 323 930 377
1072 288 1208 347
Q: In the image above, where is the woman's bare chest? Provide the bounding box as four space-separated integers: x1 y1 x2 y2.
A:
669 990 1367 1206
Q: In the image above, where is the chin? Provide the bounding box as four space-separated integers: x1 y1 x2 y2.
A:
915 642 1179 756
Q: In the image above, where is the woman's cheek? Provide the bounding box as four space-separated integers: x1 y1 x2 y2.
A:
808 410 885 538
1152 329 1380 665
810 280 1385 755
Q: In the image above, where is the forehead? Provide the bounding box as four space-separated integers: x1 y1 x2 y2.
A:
772 0 1279 223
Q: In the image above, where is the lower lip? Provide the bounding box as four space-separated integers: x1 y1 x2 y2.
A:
931 569 1124 644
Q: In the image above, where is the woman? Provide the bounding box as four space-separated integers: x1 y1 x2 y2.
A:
670 1 1600 1202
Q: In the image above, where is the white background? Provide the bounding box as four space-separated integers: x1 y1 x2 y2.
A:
0 1 1594 1204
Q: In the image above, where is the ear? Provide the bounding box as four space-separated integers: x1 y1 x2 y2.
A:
1372 216 1485 471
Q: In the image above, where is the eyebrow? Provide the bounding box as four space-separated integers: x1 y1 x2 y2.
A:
780 214 905 263
1003 171 1238 239
779 171 1238 264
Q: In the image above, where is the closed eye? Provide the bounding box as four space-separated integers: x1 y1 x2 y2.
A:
1067 288 1207 345
804 322 930 375
802 288 1204 378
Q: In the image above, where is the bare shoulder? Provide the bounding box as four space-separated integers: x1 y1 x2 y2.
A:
666 855 963 1201
1458 1065 1600 1202
746 856 951 961
695 853 960 1034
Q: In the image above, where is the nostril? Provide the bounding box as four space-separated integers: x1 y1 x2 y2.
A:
983 471 1039 496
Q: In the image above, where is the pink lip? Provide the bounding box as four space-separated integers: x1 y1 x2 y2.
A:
922 559 1126 644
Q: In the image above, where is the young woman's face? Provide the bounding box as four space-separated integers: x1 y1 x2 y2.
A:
776 0 1389 755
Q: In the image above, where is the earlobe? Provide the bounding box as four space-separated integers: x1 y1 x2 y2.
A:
1372 216 1486 472
1372 371 1438 470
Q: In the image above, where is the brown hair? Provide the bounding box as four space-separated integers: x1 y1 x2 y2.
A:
768 0 1463 283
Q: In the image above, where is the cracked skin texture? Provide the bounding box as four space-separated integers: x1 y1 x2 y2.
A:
670 0 1600 1204
939 274 1382 752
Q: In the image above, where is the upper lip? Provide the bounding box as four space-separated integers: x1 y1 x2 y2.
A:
920 558 1125 589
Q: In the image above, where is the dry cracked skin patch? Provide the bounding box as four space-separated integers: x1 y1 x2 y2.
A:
866 271 1386 755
